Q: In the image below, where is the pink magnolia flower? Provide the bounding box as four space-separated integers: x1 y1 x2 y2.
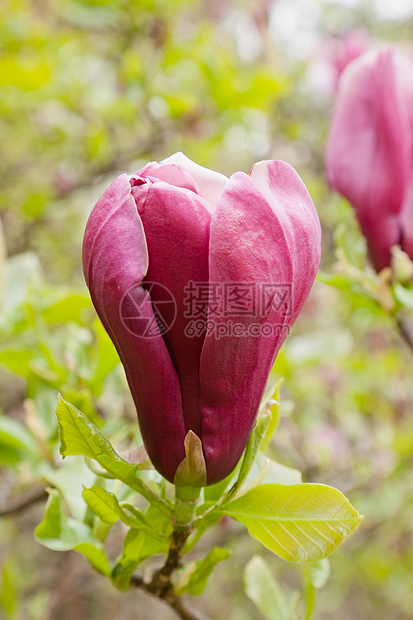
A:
326 49 413 272
83 153 321 485
330 30 371 89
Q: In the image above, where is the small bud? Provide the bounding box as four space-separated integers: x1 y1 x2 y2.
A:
391 245 413 284
174 430 207 488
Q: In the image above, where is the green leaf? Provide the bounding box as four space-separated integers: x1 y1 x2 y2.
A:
219 484 363 563
82 484 166 541
111 506 171 590
260 378 283 452
55 396 172 517
176 547 231 596
82 485 121 524
244 555 291 620
75 543 112 576
0 350 36 381
41 293 91 324
223 412 272 502
0 556 18 618
35 490 111 577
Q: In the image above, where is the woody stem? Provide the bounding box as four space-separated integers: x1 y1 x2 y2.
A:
130 487 205 620
396 312 413 354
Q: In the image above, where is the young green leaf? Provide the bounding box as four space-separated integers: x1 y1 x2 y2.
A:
111 506 171 590
82 485 127 525
260 378 283 452
82 485 166 541
219 484 363 564
35 490 111 576
55 396 172 517
244 555 292 620
176 547 231 596
41 293 91 324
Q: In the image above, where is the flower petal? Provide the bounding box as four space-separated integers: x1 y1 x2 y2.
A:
161 152 229 207
83 174 186 482
200 161 320 484
130 179 212 438
138 161 201 195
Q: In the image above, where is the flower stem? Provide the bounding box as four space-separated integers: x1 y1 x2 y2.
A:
174 485 201 528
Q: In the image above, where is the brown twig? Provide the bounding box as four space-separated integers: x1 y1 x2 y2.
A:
130 528 209 620
396 312 413 354
0 483 48 517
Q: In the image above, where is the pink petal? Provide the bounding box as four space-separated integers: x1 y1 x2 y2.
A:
138 161 201 195
130 179 212 438
200 161 321 484
160 152 229 207
83 174 186 482
332 30 371 86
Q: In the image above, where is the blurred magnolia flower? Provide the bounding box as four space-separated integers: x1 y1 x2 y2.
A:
83 153 321 486
330 30 371 89
305 30 371 99
326 49 413 272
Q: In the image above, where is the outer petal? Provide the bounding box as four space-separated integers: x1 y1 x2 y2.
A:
397 54 413 259
161 152 229 207
326 50 410 271
130 178 212 438
83 174 186 482
200 161 321 484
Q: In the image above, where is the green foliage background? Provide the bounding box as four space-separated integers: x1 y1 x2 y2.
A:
1 0 413 619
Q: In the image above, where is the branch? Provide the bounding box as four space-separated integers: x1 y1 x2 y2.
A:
396 312 413 355
130 528 210 620
0 483 48 517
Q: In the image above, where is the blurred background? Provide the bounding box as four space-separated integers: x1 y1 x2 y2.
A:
1 0 413 618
